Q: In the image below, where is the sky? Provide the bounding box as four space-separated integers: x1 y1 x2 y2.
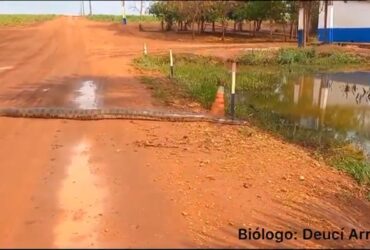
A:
0 1 152 15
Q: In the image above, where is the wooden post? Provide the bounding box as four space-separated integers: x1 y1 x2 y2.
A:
143 43 147 56
302 3 306 47
169 49 174 78
231 61 236 119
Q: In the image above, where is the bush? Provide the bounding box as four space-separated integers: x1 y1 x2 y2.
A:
237 50 275 65
316 52 363 65
333 156 370 185
276 48 316 65
237 47 365 66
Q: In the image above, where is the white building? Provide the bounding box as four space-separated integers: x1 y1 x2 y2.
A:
298 1 370 45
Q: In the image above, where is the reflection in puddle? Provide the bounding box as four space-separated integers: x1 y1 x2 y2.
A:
238 70 370 157
74 80 98 109
290 73 370 156
54 139 106 248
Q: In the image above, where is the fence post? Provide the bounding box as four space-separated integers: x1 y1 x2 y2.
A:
231 61 236 119
143 43 147 56
169 49 174 78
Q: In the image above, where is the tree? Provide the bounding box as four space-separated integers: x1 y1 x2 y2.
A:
148 0 316 43
149 1 178 31
267 1 290 40
246 1 269 36
229 1 249 32
212 1 234 41
149 1 166 31
286 1 299 39
203 1 221 33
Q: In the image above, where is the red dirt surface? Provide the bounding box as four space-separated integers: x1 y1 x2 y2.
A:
0 17 369 248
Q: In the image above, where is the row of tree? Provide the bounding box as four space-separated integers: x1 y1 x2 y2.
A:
148 1 319 42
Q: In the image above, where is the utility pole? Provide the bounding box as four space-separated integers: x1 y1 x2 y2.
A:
140 1 144 17
89 0 92 16
122 1 127 25
80 1 85 16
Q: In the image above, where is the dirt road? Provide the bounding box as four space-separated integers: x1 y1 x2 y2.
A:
0 17 369 248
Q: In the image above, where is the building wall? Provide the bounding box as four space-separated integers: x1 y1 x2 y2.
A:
317 0 370 43
332 1 370 28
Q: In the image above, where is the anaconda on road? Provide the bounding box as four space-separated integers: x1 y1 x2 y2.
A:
0 17 369 248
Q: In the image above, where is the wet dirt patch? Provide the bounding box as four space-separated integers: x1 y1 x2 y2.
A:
53 138 107 248
74 80 98 109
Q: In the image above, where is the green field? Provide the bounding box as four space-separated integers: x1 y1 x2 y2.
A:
0 14 56 26
87 14 158 23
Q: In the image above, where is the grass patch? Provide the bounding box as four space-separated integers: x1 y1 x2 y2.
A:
332 155 370 186
235 50 275 65
237 47 364 66
87 14 158 23
0 14 55 26
134 54 227 108
140 76 172 105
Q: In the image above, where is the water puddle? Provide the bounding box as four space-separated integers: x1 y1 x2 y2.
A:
53 139 106 248
74 80 98 109
238 70 370 157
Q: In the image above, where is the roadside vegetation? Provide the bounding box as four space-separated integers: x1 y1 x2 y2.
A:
87 14 158 23
0 14 55 26
134 51 370 191
134 54 225 108
237 47 364 66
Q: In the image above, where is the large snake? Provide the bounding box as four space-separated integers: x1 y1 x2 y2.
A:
0 107 246 125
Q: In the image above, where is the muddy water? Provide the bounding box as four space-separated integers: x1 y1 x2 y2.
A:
74 80 98 109
237 70 370 157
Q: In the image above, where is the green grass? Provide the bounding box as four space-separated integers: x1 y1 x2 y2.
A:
140 76 172 104
87 14 158 23
134 54 227 108
0 14 55 26
235 50 275 65
134 53 370 191
237 47 364 66
331 150 370 186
